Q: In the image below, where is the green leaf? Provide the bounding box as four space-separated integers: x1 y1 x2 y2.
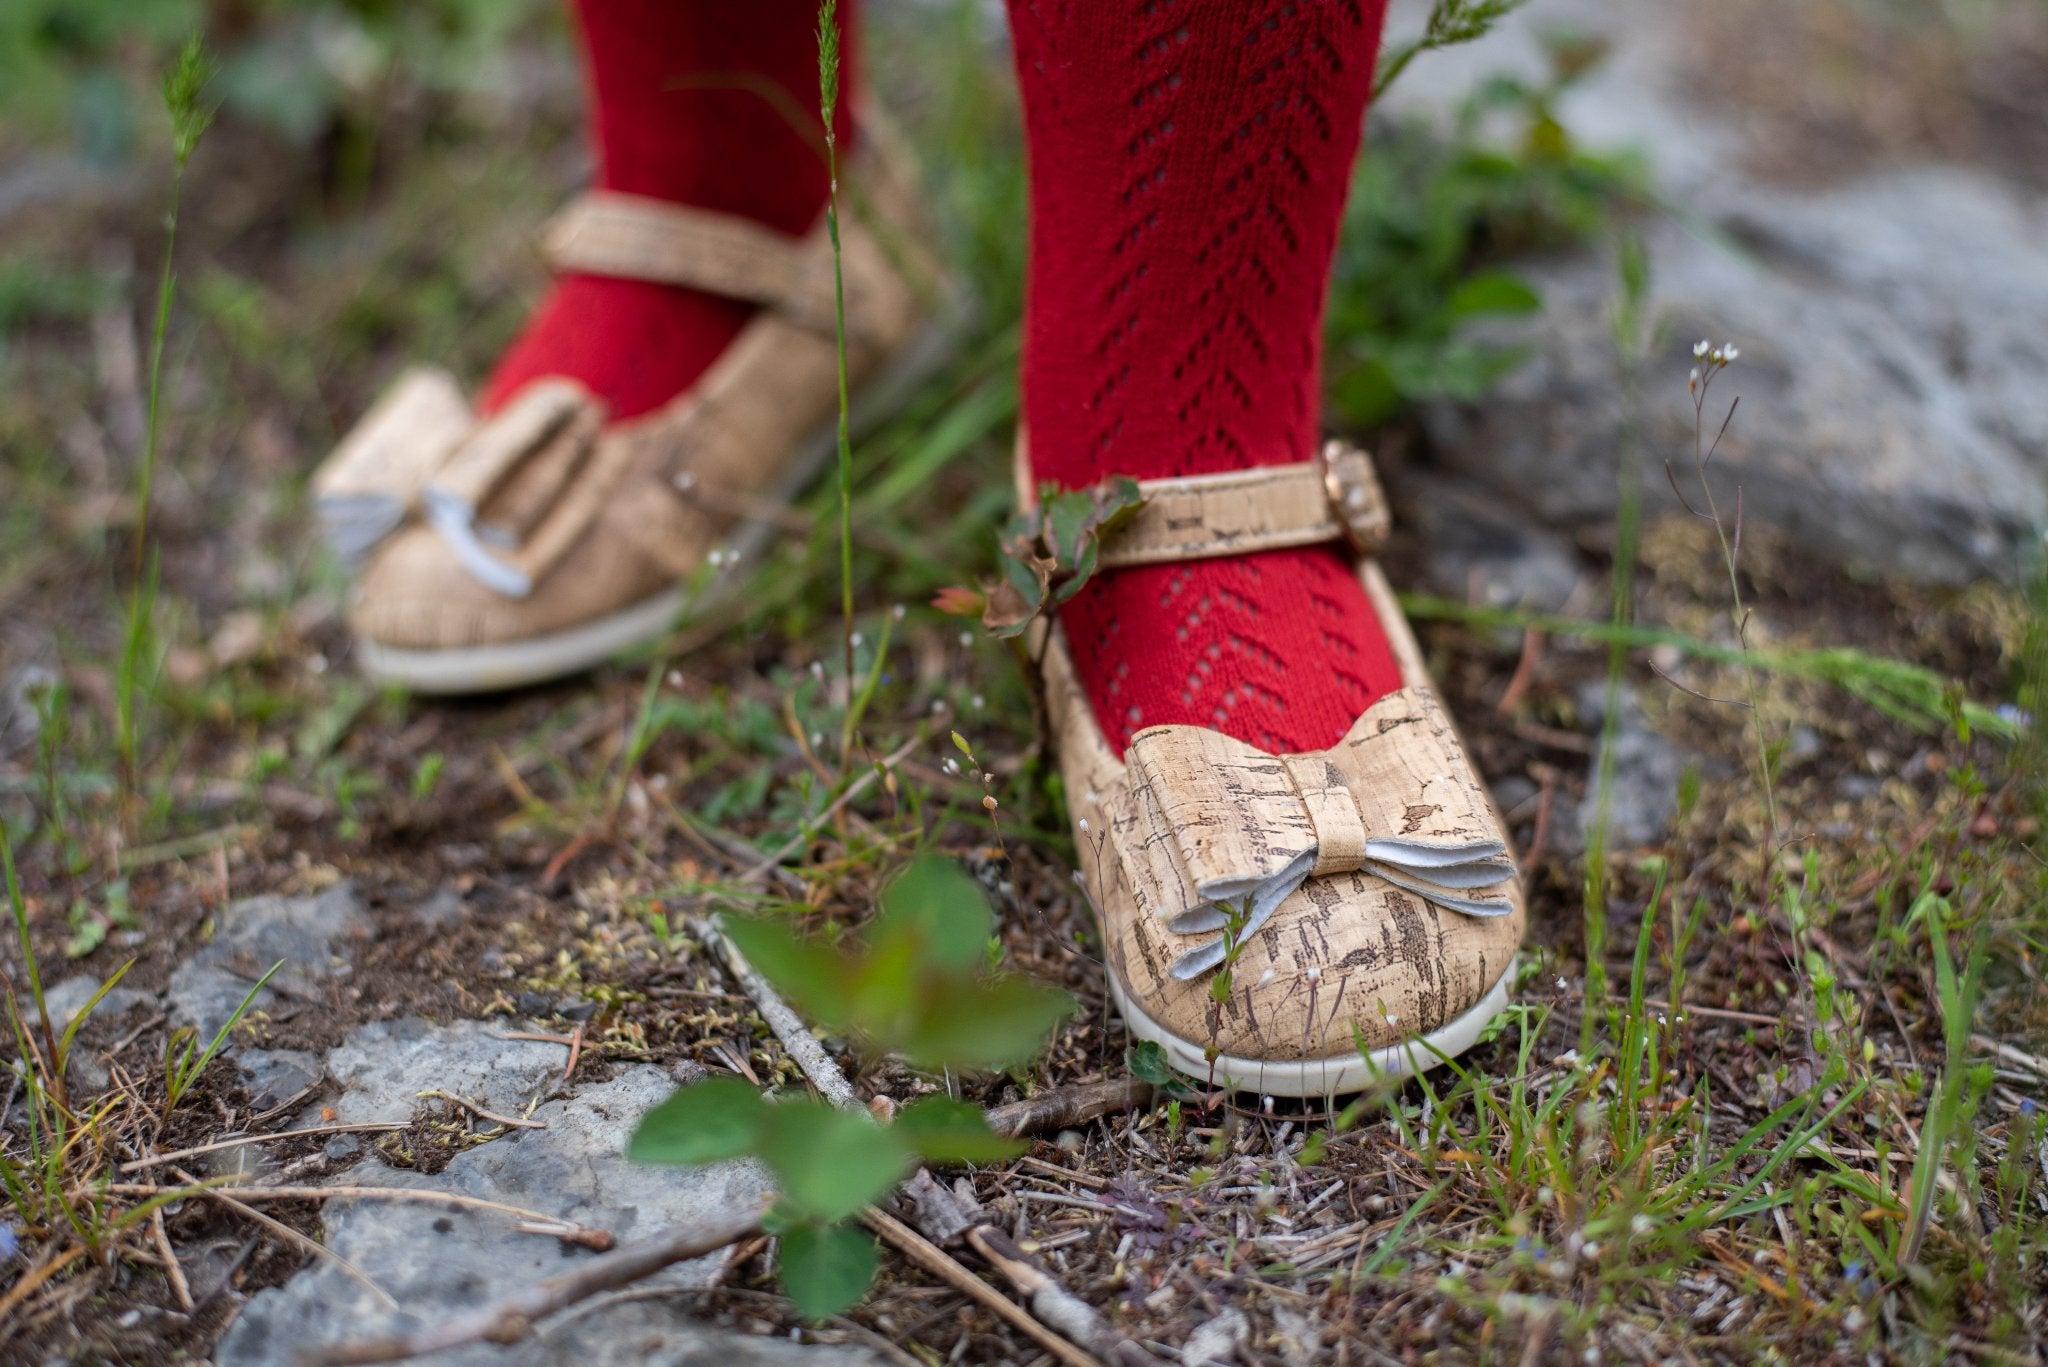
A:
1446 270 1541 319
895 1095 1027 1164
720 917 848 1017
1128 1040 1174 1087
1095 477 1147 535
779 1220 877 1321
873 854 993 974
1000 551 1048 613
628 1076 768 1166
1053 491 1102 566
1050 539 1098 606
756 1101 911 1222
903 976 1073 1071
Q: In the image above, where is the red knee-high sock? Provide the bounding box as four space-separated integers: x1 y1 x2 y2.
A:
1007 0 1401 756
481 0 858 421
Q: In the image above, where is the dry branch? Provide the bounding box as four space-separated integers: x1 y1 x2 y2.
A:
986 1078 1156 1138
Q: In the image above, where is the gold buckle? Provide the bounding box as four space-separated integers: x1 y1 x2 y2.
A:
1316 439 1391 556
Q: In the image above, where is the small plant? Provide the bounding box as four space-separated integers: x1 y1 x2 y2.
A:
1373 0 1533 100
1327 32 1646 427
0 815 152 1264
161 960 281 1112
947 477 1147 643
116 34 213 832
629 853 1070 1319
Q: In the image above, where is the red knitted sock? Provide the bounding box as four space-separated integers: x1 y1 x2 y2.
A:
1007 0 1402 757
480 0 857 422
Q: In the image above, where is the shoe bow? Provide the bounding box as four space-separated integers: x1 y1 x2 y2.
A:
1103 685 1517 980
312 369 609 597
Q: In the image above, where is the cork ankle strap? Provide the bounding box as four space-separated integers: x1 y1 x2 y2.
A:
1094 440 1391 569
541 194 843 333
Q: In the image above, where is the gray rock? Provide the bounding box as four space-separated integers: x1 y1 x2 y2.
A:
39 972 149 1033
321 1018 570 1125
413 887 467 929
167 883 369 1042
1404 471 1585 614
1380 0 2048 584
1572 683 1686 852
237 1048 324 1111
219 1063 799 1367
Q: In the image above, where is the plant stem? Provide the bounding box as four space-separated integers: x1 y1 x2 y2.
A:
817 0 857 773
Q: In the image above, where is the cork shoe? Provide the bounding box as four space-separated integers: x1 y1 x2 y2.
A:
314 119 961 694
1036 443 1525 1097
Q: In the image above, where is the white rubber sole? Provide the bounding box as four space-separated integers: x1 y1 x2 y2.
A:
356 302 969 695
1107 963 1512 1099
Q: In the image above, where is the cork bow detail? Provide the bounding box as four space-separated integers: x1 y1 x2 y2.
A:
1107 686 1516 980
312 370 612 598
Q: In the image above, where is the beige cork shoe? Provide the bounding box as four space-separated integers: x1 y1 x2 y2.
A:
314 119 963 694
1036 443 1525 1097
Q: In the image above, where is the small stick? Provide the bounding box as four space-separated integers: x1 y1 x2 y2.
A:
964 1224 1149 1367
861 1207 1104 1367
1971 1034 2048 1081
119 1122 408 1173
1496 627 1543 715
151 1205 195 1312
106 1182 612 1248
418 1090 546 1131
986 1079 1155 1139
689 915 859 1108
178 1168 398 1312
307 1205 767 1365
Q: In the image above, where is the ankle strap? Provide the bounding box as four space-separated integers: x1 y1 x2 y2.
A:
542 194 841 332
1095 441 1390 568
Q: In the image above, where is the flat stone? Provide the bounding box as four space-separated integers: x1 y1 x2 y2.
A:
320 1018 570 1126
40 972 150 1033
413 887 466 929
167 883 369 1042
1379 0 2048 584
236 1048 324 1112
218 1062 805 1367
1403 471 1586 614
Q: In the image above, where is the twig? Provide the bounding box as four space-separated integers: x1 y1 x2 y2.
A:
118 1122 407 1173
176 1166 398 1312
1680 1004 1784 1027
964 1223 1150 1367
151 1205 195 1312
106 1182 612 1248
861 1207 1105 1367
1971 1034 2048 1081
689 915 859 1107
1496 627 1543 715
418 1089 546 1131
306 1205 767 1365
707 919 1140 1367
986 1079 1155 1138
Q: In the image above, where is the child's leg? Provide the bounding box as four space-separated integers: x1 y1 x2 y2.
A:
1006 0 1401 756
481 0 858 422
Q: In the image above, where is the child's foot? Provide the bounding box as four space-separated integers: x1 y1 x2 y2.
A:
1007 0 1522 1093
317 1 953 692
